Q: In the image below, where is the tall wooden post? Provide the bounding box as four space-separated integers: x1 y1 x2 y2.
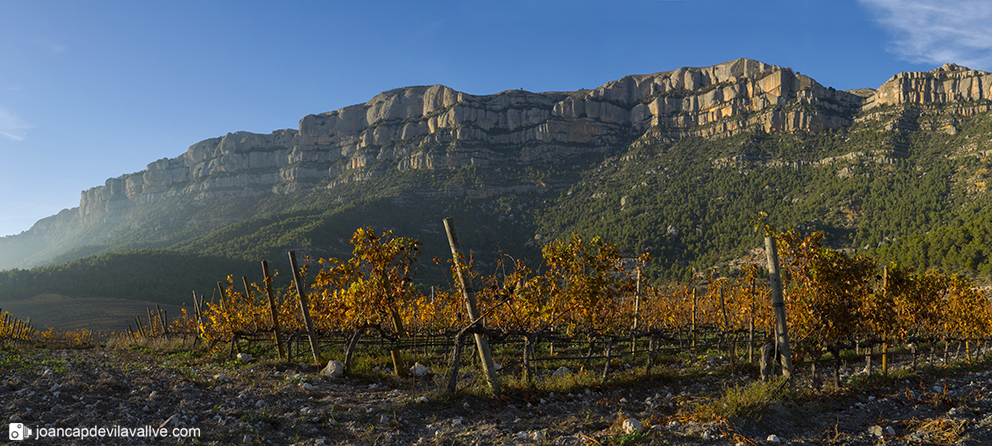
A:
720 283 735 365
242 276 253 299
215 280 228 334
691 287 697 352
147 308 157 337
156 305 168 335
632 266 641 332
289 251 321 365
881 265 889 375
262 260 286 360
192 291 205 337
765 235 794 383
749 301 755 363
443 217 501 394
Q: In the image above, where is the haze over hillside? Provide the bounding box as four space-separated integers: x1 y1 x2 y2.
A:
3 58 992 314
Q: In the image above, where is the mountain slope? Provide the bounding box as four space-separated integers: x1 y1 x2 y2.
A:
3 58 992 305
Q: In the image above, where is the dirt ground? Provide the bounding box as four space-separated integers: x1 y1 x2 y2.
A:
2 345 992 445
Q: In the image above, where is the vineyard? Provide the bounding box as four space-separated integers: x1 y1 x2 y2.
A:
6 223 992 393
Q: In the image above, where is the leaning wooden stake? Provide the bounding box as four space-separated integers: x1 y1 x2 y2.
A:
289 251 321 365
443 217 501 395
261 260 286 360
191 292 201 328
147 307 158 337
156 305 168 335
216 282 228 314
765 235 794 384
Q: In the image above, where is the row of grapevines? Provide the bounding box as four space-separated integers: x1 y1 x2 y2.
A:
181 227 992 357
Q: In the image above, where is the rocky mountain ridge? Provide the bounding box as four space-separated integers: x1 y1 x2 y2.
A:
6 58 992 272
74 58 992 224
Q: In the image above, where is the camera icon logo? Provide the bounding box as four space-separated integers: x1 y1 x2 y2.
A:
9 423 33 441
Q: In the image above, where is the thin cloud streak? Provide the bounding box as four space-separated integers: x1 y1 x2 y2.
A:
0 106 33 142
860 0 992 70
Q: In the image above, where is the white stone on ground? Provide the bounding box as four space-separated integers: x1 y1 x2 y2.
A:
622 418 642 434
320 360 345 378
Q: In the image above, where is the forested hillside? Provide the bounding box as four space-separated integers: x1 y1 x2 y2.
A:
4 61 992 308
537 102 992 282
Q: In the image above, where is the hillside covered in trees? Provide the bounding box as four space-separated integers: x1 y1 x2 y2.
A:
3 60 992 306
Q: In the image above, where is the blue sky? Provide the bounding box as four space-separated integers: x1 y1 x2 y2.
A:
1 0 991 237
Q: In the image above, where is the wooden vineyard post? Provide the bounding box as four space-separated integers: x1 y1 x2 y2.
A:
633 266 641 332
632 266 640 355
443 217 501 395
145 307 155 337
242 276 252 298
765 235 794 384
883 266 889 372
749 304 755 363
522 335 533 384
720 284 735 365
261 261 286 360
157 305 168 335
192 291 204 337
216 282 228 314
691 287 697 352
289 251 321 366
389 309 407 377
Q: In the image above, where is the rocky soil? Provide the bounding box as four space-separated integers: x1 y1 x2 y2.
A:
2 346 992 446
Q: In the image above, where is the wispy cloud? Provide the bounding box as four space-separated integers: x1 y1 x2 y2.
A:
0 106 33 142
860 0 992 70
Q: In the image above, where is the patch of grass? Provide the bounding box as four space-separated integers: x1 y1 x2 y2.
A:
0 349 31 373
531 366 602 394
691 378 796 422
846 367 918 390
608 430 652 446
39 357 70 374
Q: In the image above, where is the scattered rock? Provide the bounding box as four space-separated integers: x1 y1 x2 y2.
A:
320 360 345 378
622 418 642 434
3 344 992 446
868 425 884 437
409 362 429 377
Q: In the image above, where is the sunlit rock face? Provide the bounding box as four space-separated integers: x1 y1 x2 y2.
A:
864 63 992 110
78 59 992 222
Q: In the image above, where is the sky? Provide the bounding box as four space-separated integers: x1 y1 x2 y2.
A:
2 0 992 237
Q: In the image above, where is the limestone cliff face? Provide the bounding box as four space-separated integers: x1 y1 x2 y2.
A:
78 58 921 221
575 58 861 138
864 63 992 110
